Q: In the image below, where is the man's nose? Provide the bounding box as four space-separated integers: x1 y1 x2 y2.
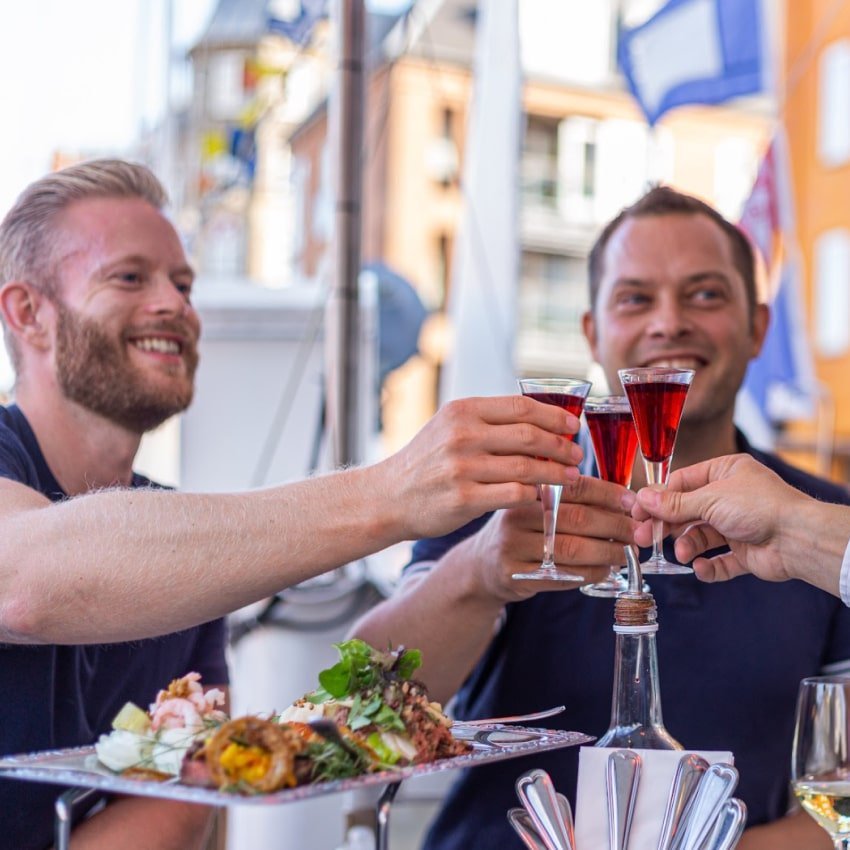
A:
146 273 191 317
645 297 692 339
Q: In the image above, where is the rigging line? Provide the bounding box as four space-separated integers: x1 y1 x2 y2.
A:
248 5 426 490
250 290 327 487
247 15 372 489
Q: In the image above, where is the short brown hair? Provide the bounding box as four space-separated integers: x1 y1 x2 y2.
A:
0 159 168 370
587 185 757 316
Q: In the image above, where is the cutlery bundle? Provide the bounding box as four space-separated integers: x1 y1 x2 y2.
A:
510 754 747 850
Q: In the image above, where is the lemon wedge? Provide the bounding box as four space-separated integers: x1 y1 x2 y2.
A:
111 702 152 735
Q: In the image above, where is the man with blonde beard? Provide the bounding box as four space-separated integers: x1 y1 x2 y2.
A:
0 160 587 849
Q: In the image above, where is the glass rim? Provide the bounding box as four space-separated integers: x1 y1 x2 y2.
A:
799 674 850 686
583 394 630 412
617 366 695 383
517 377 592 394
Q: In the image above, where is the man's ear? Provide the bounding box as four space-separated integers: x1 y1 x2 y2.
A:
750 302 770 357
582 309 599 361
0 282 51 351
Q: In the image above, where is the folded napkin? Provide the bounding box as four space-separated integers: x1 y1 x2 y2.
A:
574 746 734 850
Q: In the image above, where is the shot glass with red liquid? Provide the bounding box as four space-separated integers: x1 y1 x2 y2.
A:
581 395 640 597
513 377 592 582
618 366 694 575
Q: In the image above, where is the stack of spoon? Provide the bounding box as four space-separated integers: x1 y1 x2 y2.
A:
508 753 747 850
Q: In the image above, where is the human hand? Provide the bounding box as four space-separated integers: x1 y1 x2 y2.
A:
385 396 585 540
466 474 637 604
632 454 807 583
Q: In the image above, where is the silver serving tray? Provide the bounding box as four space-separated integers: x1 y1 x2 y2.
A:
0 725 592 807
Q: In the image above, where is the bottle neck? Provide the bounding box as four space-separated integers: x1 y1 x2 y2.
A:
596 625 682 750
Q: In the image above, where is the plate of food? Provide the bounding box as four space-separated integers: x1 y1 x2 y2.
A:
0 640 592 807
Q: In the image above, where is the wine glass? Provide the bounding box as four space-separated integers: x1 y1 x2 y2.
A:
512 377 592 582
618 366 694 575
580 395 641 597
792 676 850 848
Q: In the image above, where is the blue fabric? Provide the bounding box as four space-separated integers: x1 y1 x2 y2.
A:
618 0 764 126
411 431 850 850
0 405 229 850
743 260 814 423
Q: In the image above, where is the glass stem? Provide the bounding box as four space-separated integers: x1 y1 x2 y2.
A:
643 460 669 562
540 483 563 569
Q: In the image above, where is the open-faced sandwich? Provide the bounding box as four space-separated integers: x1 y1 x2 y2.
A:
95 640 470 795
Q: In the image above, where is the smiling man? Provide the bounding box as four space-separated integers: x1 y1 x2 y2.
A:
352 187 849 850
0 160 588 850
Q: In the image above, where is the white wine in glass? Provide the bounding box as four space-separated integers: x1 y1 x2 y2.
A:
792 676 850 848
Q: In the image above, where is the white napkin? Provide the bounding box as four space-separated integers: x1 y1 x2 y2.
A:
574 746 734 850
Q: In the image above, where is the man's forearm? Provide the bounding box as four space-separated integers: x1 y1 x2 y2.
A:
351 541 506 705
781 498 850 600
0 464 408 644
62 797 214 850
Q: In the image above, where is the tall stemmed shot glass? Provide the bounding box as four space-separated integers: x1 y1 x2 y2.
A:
618 366 694 575
512 377 592 582
580 395 639 597
792 676 850 849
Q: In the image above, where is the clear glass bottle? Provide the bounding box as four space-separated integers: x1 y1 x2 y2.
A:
596 547 683 750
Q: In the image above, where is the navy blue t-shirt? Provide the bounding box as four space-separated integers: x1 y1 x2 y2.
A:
410 431 850 850
0 404 229 850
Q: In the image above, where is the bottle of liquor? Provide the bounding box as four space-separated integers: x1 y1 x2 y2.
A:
596 547 683 750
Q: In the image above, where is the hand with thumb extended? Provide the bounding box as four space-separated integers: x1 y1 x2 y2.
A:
632 454 807 585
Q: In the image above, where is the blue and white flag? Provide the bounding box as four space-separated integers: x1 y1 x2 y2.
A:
618 0 765 125
267 0 329 45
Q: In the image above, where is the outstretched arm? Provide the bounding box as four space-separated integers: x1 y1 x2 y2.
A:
1 396 585 644
632 454 850 598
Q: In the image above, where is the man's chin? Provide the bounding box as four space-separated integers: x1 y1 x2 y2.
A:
110 397 193 434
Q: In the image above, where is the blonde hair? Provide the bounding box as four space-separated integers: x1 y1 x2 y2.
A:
0 159 168 371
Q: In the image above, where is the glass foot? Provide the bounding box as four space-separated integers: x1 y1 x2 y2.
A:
512 567 585 582
580 577 650 597
640 554 692 575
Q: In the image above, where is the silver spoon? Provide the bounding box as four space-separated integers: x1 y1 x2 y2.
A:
700 798 747 850
508 807 550 850
516 768 573 850
607 750 642 850
556 793 576 850
454 706 566 726
657 754 709 850
671 763 739 850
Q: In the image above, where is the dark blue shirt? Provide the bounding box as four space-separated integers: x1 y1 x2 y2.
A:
410 432 850 850
0 404 229 850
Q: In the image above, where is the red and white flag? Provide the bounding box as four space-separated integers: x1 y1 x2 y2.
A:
736 131 815 446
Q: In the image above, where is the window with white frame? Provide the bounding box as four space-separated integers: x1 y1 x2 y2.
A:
814 228 850 357
818 40 850 168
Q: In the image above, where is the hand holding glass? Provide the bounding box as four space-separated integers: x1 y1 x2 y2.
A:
618 367 693 575
580 395 640 597
512 377 591 582
792 676 850 848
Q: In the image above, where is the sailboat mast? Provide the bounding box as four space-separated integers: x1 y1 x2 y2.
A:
330 0 366 467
